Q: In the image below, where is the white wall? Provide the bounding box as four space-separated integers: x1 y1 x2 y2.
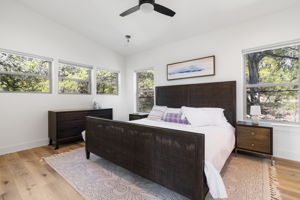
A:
0 0 127 155
125 7 300 161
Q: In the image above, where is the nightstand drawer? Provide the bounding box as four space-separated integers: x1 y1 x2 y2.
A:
237 126 271 154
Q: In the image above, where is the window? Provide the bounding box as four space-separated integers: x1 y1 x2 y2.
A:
58 61 91 94
244 43 300 123
0 49 52 93
96 69 119 95
136 69 154 113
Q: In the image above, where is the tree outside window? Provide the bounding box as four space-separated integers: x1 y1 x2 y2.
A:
245 45 299 123
136 69 154 113
58 62 91 94
96 70 119 95
0 51 51 93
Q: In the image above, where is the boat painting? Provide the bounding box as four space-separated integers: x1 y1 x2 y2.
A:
167 56 215 80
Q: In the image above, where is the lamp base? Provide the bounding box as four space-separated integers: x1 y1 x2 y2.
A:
251 116 260 125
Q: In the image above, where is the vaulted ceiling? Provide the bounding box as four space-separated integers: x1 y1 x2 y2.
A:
17 0 300 55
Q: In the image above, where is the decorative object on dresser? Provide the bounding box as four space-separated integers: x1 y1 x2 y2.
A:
235 121 273 164
48 109 112 149
167 55 215 80
129 113 149 121
92 99 101 110
250 105 261 124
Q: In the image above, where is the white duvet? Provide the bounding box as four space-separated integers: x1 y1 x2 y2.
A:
129 119 235 199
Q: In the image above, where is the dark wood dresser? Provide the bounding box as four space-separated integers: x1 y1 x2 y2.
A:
235 121 273 164
48 108 112 149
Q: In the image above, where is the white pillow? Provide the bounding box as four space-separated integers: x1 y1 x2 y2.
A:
181 106 227 127
165 108 181 113
148 105 167 121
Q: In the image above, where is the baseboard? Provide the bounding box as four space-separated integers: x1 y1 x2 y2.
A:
274 156 300 168
0 138 49 155
274 149 300 162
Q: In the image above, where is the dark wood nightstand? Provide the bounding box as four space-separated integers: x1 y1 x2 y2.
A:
129 113 149 121
235 121 274 164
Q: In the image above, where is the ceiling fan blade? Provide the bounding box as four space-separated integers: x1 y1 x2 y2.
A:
154 4 176 17
120 5 140 17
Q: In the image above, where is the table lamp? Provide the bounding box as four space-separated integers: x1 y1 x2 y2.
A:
250 105 261 124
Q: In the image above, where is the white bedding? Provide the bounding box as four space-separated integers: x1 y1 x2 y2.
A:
129 118 235 199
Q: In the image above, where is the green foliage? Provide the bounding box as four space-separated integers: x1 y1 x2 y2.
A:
245 46 299 122
137 70 154 113
259 56 298 83
58 64 91 94
0 52 50 92
58 79 89 94
247 86 298 122
96 70 118 95
137 70 154 90
59 64 89 80
246 47 299 84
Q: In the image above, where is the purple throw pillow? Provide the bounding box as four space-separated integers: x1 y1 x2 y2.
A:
163 113 190 125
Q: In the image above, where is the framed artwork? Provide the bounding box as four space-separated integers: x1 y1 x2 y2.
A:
167 56 215 80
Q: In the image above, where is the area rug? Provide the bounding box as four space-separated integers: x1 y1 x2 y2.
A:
44 148 281 200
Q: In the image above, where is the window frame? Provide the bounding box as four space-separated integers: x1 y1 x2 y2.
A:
58 60 92 95
95 68 120 96
135 68 155 113
0 48 53 94
242 40 300 124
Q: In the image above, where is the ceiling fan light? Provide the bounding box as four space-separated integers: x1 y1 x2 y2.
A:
140 3 154 13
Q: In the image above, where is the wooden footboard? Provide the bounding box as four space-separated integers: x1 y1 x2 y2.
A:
86 117 208 200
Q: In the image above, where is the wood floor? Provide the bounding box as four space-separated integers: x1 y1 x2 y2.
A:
0 142 84 200
274 158 300 200
0 143 300 200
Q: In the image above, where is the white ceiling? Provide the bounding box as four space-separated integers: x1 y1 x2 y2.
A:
17 0 300 56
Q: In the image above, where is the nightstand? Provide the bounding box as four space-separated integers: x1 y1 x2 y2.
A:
129 113 149 121
235 121 274 164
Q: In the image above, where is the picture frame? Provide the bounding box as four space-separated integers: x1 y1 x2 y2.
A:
167 55 215 80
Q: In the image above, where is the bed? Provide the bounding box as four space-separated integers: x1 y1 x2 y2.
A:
85 81 236 200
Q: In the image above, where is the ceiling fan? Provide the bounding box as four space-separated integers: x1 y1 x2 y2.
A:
120 0 176 17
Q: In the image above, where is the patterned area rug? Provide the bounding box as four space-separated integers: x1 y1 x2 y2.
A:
44 148 280 200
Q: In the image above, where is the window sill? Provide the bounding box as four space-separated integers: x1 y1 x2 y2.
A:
242 119 300 128
97 94 119 96
271 122 300 128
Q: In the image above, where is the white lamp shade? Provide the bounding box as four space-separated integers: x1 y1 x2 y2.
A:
250 105 261 116
140 3 154 13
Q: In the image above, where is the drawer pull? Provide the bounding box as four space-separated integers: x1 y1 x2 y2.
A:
251 132 255 136
251 143 255 147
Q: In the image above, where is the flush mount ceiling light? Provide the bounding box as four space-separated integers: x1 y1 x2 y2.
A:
140 2 154 13
120 0 176 17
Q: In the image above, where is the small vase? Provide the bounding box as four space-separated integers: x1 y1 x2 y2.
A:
93 102 101 110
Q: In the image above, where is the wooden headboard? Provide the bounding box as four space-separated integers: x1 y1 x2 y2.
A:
156 81 236 126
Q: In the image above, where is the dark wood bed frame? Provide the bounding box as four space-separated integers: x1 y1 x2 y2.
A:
85 81 236 200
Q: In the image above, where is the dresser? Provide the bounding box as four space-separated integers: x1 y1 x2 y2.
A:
235 121 273 164
48 109 113 149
